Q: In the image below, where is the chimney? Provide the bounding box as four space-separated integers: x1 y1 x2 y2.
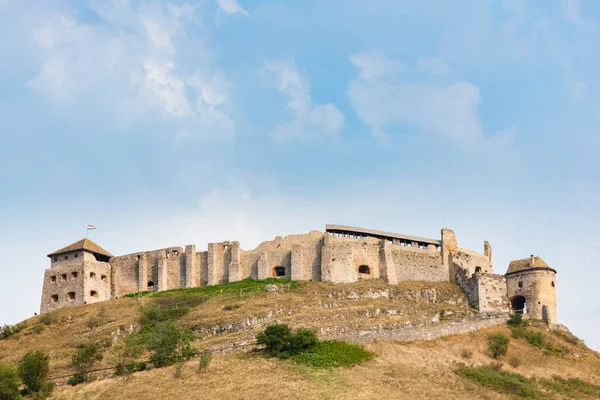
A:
530 255 535 267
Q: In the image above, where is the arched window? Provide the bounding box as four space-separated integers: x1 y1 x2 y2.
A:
273 266 285 277
148 281 154 289
90 290 99 298
510 295 526 314
475 266 482 273
358 265 370 274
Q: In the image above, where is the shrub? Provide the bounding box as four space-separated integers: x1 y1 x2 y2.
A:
508 356 522 368
70 343 103 384
507 313 523 326
0 362 21 400
461 349 473 359
256 324 318 359
455 363 540 398
18 350 51 395
139 306 190 332
109 333 144 376
147 321 194 368
488 333 510 359
292 341 373 369
32 324 45 334
544 342 568 357
0 325 14 340
511 327 543 348
86 315 102 329
39 313 54 326
540 376 600 398
197 352 212 374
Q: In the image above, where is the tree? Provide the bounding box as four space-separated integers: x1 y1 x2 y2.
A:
489 333 510 359
0 361 21 400
147 321 194 368
256 324 319 358
69 343 103 385
108 332 144 376
18 350 53 396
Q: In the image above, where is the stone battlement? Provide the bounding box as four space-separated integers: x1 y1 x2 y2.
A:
39 225 558 324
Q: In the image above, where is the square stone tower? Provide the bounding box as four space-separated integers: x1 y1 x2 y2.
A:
40 238 113 314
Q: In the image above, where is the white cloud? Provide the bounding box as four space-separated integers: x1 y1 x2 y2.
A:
348 51 511 150
217 0 249 16
262 59 344 140
24 2 234 138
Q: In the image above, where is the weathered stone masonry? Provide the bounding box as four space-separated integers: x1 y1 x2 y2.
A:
39 225 558 324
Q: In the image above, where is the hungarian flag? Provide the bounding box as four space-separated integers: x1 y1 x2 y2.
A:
87 224 96 230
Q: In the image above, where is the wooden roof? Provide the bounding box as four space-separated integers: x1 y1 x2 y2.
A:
506 256 552 275
47 238 113 258
325 224 441 245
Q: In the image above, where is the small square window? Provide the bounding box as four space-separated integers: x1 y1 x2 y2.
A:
71 272 78 280
50 295 58 303
518 281 523 288
50 276 56 283
60 274 67 281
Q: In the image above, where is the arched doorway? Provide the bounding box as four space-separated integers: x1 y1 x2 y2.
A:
273 266 285 277
511 295 526 314
358 265 370 274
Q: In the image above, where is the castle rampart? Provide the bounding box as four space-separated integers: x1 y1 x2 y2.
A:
39 225 558 324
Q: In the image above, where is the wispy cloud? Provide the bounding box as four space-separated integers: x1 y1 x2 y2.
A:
348 51 513 150
24 2 234 138
262 59 344 140
217 0 249 16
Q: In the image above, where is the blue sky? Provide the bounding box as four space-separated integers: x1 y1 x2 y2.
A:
1 0 599 350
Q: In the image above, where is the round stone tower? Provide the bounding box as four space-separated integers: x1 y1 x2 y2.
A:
505 255 557 324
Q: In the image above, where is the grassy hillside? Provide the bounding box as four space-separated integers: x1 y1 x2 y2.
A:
1 279 599 399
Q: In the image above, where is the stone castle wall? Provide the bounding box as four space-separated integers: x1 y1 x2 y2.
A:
506 269 557 324
39 227 556 323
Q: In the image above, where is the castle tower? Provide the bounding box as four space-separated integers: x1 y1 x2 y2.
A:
505 255 557 324
40 238 113 313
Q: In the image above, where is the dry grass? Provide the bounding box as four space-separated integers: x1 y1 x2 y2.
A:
2 280 600 399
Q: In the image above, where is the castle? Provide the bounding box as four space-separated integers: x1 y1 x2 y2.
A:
39 225 557 324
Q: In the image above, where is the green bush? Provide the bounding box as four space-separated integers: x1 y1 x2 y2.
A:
0 325 14 340
540 376 600 398
139 306 190 332
147 321 194 368
256 325 318 359
39 313 54 326
109 333 144 376
511 327 543 348
0 362 22 400
197 352 212 374
488 333 510 359
455 363 540 398
507 313 524 326
18 350 51 396
544 342 568 357
292 341 373 369
70 343 103 384
32 324 45 335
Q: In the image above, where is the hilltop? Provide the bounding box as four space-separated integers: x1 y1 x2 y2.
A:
1 279 599 399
